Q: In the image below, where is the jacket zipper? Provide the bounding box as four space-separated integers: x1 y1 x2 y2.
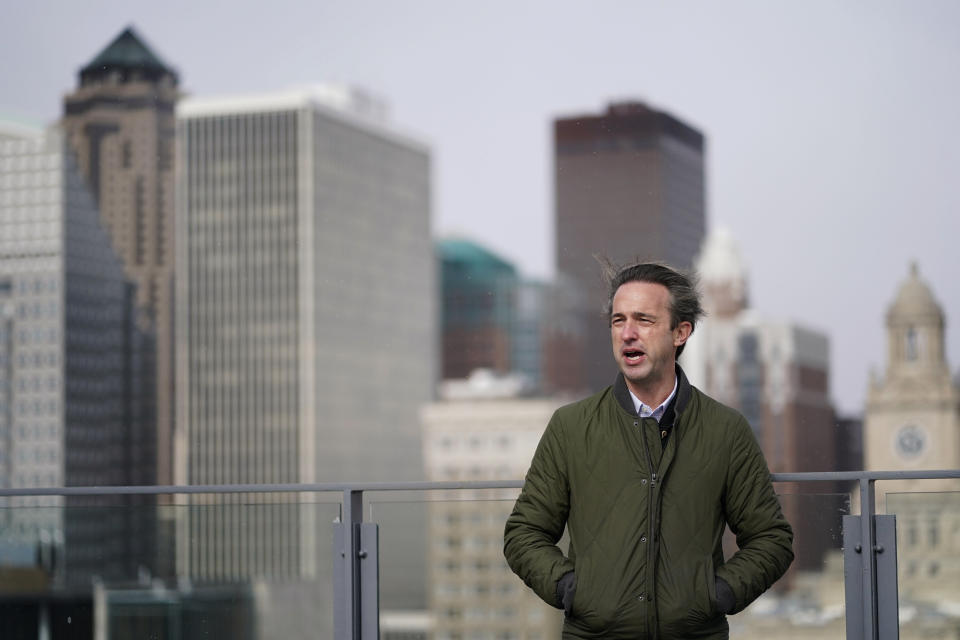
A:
639 417 659 640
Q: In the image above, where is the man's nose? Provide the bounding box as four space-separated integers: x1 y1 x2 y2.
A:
621 321 639 340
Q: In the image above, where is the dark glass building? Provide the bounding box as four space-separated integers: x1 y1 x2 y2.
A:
438 238 549 391
439 238 518 380
553 101 706 392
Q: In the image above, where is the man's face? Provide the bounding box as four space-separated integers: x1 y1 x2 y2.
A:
610 281 691 400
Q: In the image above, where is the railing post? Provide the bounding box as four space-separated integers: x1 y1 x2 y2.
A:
359 521 380 640
334 489 363 640
842 513 864 639
874 514 899 638
333 488 379 640
844 477 898 640
860 478 878 640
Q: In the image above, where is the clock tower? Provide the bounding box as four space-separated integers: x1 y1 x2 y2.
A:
865 263 959 487
863 263 960 603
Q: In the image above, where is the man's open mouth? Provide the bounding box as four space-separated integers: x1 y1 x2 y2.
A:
623 349 645 363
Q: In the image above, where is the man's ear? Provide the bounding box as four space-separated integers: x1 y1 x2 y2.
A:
673 321 692 347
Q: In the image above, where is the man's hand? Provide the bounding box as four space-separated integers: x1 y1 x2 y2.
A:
715 577 736 615
556 571 577 616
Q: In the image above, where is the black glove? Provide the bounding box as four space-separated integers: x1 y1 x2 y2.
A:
556 571 577 616
715 577 736 615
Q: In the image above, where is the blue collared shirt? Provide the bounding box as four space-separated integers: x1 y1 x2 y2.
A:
628 376 678 424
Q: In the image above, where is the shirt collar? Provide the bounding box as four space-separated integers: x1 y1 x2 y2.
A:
629 376 678 423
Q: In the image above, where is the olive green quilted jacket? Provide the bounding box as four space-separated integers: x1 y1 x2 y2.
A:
504 367 793 639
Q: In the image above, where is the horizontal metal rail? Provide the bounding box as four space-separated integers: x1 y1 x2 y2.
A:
0 470 956 497
770 470 960 482
2 469 956 640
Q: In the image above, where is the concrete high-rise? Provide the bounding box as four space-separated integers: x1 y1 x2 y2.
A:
0 120 154 584
554 101 706 392
175 86 434 579
685 229 837 574
61 26 177 488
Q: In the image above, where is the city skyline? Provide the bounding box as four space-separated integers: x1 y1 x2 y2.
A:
2 2 959 417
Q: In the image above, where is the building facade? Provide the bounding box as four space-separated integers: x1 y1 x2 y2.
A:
864 263 960 607
175 87 435 580
438 237 549 392
60 26 176 489
439 238 518 380
0 120 153 585
553 101 706 393
684 230 837 572
421 376 564 640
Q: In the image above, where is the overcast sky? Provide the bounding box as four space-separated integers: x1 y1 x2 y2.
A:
3 0 958 416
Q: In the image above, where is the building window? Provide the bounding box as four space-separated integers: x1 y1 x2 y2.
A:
905 327 918 361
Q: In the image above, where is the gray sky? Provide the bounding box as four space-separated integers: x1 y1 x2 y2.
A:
3 0 958 416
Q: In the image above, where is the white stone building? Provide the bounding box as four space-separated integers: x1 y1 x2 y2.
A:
421 372 565 640
864 263 960 609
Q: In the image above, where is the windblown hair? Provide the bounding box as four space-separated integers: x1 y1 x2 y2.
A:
598 257 705 358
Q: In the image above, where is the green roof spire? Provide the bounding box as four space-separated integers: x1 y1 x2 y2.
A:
79 25 178 85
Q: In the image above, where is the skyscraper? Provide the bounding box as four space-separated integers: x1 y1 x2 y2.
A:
61 26 177 488
439 237 552 392
439 237 518 380
685 229 837 573
175 86 435 578
553 101 706 392
0 120 153 583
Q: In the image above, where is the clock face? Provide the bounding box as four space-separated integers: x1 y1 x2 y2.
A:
895 425 927 458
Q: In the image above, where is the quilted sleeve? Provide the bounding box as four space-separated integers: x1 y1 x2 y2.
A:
503 411 576 608
714 415 794 613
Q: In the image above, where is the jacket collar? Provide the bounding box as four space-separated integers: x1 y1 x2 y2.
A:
613 364 692 422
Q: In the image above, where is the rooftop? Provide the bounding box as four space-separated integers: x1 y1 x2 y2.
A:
438 237 516 276
79 26 178 85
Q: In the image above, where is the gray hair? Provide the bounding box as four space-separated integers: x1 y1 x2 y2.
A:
598 257 705 358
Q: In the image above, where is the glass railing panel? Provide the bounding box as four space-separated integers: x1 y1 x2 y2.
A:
0 493 341 640
885 486 960 637
370 488 563 640
371 487 851 639
726 489 851 639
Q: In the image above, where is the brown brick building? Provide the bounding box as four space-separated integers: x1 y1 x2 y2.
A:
553 101 706 392
61 27 177 487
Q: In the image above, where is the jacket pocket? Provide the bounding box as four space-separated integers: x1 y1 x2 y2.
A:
658 555 719 634
566 558 612 633
568 561 589 618
686 556 719 626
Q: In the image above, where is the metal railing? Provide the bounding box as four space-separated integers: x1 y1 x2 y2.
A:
2 469 959 640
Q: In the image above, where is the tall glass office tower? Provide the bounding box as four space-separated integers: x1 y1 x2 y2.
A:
0 120 153 584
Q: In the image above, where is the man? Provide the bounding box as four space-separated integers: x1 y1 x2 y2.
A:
504 262 793 639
